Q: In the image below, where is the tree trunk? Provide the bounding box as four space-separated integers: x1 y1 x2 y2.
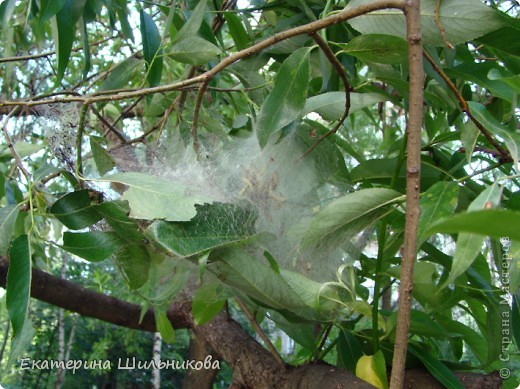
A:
151 332 162 389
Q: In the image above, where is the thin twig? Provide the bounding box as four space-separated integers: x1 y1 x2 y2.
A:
423 50 512 163
0 107 31 179
235 297 286 368
91 108 127 143
192 78 212 154
113 97 144 128
312 323 333 361
434 0 454 48
0 34 120 64
301 32 351 158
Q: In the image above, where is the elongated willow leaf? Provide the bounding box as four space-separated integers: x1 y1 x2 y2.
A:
417 182 459 246
6 235 35 364
0 204 19 256
140 10 163 87
442 184 502 287
255 47 312 147
302 188 404 249
408 343 463 389
427 210 520 241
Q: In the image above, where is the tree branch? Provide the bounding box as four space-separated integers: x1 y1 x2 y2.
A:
390 1 424 388
0 257 502 388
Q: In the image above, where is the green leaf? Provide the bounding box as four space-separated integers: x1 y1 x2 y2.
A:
428 210 520 241
408 310 451 338
224 12 250 51
52 0 75 82
443 184 502 287
172 0 207 44
98 58 141 92
49 190 102 229
477 25 520 56
140 10 163 87
337 329 363 372
485 302 502 366
302 188 404 249
408 343 463 389
140 258 189 304
62 231 124 262
447 62 515 103
90 136 116 175
0 205 19 256
170 36 220 65
38 0 67 28
513 292 520 348
115 243 150 290
459 120 479 164
148 202 257 257
347 0 506 47
115 4 134 42
208 248 308 313
303 92 388 121
340 34 407 64
255 47 311 148
438 319 488 364
155 310 175 343
6 235 34 363
79 16 90 77
99 172 211 221
467 101 520 168
95 201 143 242
192 281 229 325
417 182 459 246
349 158 442 189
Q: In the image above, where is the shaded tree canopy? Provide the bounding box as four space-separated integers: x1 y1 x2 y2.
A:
0 0 519 388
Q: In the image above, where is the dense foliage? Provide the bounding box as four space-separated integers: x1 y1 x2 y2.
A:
0 0 519 387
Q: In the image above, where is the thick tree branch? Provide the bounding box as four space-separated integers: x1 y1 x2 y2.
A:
0 258 502 388
390 1 424 388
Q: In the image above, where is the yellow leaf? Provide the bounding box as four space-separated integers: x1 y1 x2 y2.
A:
355 355 386 389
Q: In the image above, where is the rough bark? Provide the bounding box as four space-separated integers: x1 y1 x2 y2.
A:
182 333 219 389
0 258 503 388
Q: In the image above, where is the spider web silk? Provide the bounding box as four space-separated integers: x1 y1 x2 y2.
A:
108 130 357 282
